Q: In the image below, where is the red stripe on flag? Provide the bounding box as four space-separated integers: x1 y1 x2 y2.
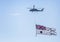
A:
36 25 46 30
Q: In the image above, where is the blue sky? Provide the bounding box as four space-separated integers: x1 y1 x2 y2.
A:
0 0 60 42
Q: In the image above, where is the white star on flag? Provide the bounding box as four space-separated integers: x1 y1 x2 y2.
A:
36 24 57 36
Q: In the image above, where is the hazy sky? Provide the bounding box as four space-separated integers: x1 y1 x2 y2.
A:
0 0 60 42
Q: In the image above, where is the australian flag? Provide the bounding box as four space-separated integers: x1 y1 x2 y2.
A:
36 24 57 36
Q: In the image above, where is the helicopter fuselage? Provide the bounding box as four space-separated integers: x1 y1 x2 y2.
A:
29 8 44 12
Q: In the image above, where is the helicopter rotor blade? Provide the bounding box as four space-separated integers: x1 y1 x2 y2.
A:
27 8 32 9
35 7 41 9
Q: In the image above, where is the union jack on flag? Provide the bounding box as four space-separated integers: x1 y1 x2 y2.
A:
36 24 57 36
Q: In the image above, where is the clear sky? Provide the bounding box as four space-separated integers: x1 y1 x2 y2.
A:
0 0 60 42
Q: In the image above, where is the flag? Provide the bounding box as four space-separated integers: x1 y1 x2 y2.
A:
36 24 57 36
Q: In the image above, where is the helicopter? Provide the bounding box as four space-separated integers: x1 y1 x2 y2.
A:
29 5 44 12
